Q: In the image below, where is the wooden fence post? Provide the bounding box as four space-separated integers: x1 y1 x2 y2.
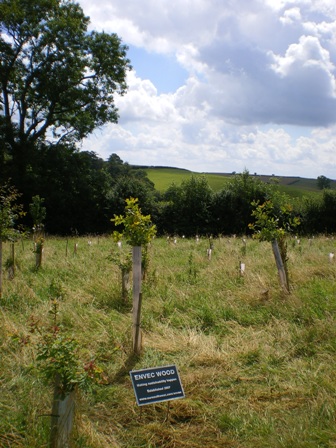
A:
132 246 142 355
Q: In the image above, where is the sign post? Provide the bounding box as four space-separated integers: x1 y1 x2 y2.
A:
130 365 185 406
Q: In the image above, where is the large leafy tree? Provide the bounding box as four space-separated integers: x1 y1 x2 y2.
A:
0 0 131 186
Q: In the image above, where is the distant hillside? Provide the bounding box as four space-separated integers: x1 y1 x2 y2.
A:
137 166 335 196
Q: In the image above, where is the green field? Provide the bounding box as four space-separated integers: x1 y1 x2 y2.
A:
1 235 336 447
144 167 333 196
145 167 234 192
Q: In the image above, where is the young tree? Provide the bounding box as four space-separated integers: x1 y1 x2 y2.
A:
249 195 300 293
112 197 156 354
29 195 46 268
0 0 131 187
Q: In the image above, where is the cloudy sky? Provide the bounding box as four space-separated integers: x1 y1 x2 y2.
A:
78 0 336 179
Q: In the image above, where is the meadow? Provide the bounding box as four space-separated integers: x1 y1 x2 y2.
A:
144 167 335 197
1 234 336 447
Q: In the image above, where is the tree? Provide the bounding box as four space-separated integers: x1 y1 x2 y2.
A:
35 146 110 234
317 175 331 190
0 0 131 187
212 170 273 235
106 153 132 179
162 175 213 236
249 194 300 293
107 169 157 218
111 197 156 354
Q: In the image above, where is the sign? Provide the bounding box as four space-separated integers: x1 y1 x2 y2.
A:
130 365 185 406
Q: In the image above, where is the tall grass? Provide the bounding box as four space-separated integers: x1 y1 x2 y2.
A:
1 235 335 447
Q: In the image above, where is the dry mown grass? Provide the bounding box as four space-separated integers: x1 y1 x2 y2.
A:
0 235 336 447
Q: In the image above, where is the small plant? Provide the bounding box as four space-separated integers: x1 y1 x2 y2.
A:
33 300 105 395
111 197 156 247
109 249 132 273
29 195 47 269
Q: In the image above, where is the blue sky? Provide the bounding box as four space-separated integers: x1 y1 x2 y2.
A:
79 0 336 179
126 46 188 94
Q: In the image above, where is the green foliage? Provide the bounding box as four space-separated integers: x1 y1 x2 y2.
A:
317 175 331 190
108 248 132 272
0 184 24 241
34 300 104 395
112 197 156 247
0 0 130 148
212 169 275 235
162 175 213 235
29 195 46 231
0 0 131 222
35 147 111 234
249 198 300 242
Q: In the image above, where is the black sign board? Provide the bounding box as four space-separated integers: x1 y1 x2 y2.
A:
130 365 185 406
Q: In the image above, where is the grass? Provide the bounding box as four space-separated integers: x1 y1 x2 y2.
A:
146 168 233 192
144 167 334 195
1 235 336 447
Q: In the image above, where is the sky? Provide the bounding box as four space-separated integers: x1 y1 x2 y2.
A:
78 0 336 179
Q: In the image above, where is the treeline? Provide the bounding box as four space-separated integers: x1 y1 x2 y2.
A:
2 149 335 236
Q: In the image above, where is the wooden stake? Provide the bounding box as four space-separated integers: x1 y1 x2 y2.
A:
132 246 142 355
165 401 171 422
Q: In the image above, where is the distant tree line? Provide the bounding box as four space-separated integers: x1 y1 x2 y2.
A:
1 148 335 236
158 171 336 237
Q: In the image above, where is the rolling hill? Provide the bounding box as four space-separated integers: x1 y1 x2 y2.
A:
135 166 335 196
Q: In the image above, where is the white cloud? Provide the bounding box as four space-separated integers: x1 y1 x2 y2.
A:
280 7 302 25
271 35 334 77
78 0 336 179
